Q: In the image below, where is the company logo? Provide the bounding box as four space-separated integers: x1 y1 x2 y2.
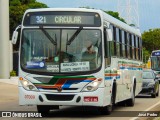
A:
57 87 62 92
1 112 42 118
2 112 11 117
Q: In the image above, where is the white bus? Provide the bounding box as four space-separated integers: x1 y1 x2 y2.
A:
12 8 143 115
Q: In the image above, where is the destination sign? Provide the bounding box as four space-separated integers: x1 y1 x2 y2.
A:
23 11 101 26
152 51 160 56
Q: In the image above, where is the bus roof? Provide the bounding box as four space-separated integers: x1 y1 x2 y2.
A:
24 8 141 37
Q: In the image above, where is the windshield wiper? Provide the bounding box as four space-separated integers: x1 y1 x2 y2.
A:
39 26 57 45
67 27 83 45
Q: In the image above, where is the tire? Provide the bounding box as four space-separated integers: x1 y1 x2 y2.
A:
151 93 156 98
99 83 116 115
156 86 159 96
37 105 51 115
126 84 135 106
99 95 113 115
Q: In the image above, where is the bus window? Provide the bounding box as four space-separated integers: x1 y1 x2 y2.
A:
127 33 130 59
121 30 125 58
124 31 128 58
113 26 117 56
135 36 139 60
119 29 123 57
116 28 120 57
129 33 132 59
132 35 135 59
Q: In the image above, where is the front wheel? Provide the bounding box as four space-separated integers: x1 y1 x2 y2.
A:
126 85 135 106
37 105 50 115
99 94 114 115
151 93 156 98
156 86 159 96
99 105 112 115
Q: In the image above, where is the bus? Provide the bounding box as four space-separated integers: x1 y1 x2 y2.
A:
151 50 160 81
12 8 143 115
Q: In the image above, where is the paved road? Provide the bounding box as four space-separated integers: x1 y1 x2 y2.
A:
0 82 160 120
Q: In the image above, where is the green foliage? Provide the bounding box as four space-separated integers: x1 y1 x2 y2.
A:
142 29 160 52
80 7 126 23
9 0 48 39
104 11 126 23
143 47 150 63
10 70 17 76
142 28 160 62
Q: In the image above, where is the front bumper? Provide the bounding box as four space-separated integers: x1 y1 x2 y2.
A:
140 87 155 95
19 87 110 107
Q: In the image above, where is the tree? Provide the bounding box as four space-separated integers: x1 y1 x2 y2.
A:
9 0 48 38
80 7 126 23
142 29 160 52
104 11 126 23
142 28 160 63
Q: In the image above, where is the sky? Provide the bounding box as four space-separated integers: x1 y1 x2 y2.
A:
37 0 160 33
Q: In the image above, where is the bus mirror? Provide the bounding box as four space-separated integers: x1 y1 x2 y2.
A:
11 25 21 44
12 31 18 44
107 29 113 41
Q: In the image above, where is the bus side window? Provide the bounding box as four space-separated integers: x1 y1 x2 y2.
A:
132 35 135 59
104 28 111 66
121 30 125 58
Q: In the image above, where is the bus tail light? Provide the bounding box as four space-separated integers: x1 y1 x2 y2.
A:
20 79 39 91
82 78 102 92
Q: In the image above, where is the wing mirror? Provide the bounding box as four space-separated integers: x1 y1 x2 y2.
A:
11 25 21 44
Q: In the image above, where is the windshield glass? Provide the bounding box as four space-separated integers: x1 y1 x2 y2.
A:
151 56 160 71
142 71 155 79
21 28 102 74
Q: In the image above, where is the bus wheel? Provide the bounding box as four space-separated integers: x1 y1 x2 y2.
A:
151 93 156 98
99 95 113 115
126 85 135 106
156 85 159 96
99 104 112 115
37 105 51 115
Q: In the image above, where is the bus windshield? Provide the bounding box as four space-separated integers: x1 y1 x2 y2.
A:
151 56 160 71
21 28 102 74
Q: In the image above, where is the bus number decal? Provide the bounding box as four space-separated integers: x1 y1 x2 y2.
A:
25 95 35 99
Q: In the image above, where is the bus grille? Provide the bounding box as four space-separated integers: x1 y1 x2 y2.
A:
45 94 75 101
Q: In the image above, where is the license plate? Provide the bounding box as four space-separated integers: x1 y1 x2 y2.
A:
84 96 98 102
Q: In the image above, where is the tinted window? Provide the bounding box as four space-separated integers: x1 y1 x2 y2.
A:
143 71 155 79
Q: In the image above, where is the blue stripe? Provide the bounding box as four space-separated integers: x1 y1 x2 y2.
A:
105 76 120 80
120 67 142 70
62 80 92 89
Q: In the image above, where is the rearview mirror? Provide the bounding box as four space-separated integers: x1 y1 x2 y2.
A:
12 31 18 44
106 29 113 41
11 25 21 44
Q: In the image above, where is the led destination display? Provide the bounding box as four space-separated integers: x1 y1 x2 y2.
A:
23 11 101 26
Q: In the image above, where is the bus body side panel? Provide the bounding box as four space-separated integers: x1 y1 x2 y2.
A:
105 57 143 103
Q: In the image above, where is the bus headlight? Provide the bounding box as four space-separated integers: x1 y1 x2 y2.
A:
20 79 39 91
82 78 102 92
